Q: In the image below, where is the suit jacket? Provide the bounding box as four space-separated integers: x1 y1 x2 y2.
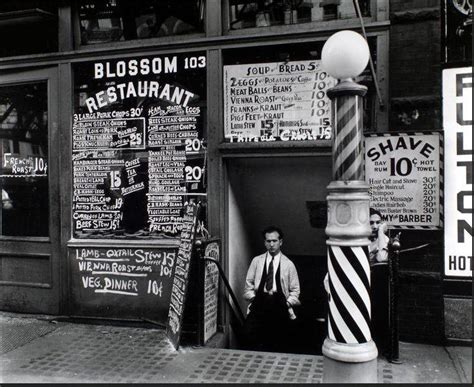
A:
243 253 301 317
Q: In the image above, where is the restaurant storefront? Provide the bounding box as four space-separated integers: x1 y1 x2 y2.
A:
0 0 470 351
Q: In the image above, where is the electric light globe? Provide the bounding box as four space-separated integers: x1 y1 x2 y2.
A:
321 30 370 80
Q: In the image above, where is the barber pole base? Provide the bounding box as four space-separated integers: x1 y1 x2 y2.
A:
322 180 378 363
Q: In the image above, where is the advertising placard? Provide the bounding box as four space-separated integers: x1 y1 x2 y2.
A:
443 67 472 278
72 53 207 239
365 133 442 229
223 60 335 142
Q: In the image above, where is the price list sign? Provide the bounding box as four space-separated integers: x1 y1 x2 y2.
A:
167 203 199 349
72 53 207 239
365 133 442 229
70 246 177 322
223 60 335 143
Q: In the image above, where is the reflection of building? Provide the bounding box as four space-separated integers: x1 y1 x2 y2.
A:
0 0 471 352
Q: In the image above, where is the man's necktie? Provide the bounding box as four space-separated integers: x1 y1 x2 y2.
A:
265 256 274 291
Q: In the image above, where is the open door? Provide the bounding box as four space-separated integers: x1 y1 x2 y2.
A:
0 67 61 314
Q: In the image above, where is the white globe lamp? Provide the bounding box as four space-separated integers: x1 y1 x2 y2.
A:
321 30 370 80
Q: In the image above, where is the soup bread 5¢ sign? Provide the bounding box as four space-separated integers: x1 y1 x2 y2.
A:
365 133 442 229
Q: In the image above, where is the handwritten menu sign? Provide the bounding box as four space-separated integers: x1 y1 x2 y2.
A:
203 241 220 344
223 60 335 143
70 245 178 322
72 53 207 239
365 133 442 229
167 203 199 349
2 154 48 176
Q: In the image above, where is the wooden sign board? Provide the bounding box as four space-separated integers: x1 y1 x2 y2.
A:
203 240 220 344
166 202 200 349
70 244 178 323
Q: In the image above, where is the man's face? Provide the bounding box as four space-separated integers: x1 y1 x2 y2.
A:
370 214 382 237
264 231 282 256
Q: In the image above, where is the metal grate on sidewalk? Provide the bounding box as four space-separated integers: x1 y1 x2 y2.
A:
185 349 324 384
0 317 58 355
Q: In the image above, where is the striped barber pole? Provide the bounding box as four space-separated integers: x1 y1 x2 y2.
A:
327 245 372 344
323 80 377 361
332 95 365 181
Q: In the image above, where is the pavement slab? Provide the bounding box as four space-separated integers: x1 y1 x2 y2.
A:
0 313 472 384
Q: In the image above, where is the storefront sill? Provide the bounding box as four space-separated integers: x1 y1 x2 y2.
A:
219 140 332 156
67 238 181 248
0 236 50 243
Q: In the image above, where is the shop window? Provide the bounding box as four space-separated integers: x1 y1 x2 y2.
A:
223 40 376 143
228 0 370 30
0 82 49 237
72 53 207 239
79 0 205 45
0 1 57 57
444 0 472 63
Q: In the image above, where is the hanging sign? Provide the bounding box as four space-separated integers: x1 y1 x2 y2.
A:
443 67 472 278
365 133 442 229
223 60 335 142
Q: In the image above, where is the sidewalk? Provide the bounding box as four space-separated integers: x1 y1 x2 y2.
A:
0 312 471 384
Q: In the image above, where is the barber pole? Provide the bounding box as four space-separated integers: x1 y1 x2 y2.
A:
322 81 378 362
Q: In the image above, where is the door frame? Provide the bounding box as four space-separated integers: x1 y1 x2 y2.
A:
0 66 61 315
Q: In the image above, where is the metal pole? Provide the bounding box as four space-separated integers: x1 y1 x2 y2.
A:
388 233 401 363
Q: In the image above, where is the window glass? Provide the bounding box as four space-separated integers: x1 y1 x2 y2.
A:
72 53 207 239
0 82 49 237
223 41 376 143
0 1 58 57
228 0 370 30
79 0 205 45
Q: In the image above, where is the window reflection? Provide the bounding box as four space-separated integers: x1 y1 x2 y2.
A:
79 0 205 45
0 82 49 237
229 0 370 30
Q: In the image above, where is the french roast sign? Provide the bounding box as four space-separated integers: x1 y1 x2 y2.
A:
365 133 442 229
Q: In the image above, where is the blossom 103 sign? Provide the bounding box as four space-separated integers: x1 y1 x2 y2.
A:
443 67 472 278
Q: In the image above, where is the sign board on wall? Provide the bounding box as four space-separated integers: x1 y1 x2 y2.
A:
443 67 472 278
72 53 207 240
70 245 178 322
223 60 335 142
365 133 442 229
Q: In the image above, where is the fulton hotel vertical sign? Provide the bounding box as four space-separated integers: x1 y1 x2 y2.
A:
443 67 472 277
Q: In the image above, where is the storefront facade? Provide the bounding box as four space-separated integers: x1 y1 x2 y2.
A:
0 0 471 350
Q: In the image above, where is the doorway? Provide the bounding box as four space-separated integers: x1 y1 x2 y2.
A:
0 68 61 314
227 155 332 353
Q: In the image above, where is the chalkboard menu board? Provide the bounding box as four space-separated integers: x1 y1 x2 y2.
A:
72 53 207 239
167 203 199 349
223 60 335 143
70 243 179 322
